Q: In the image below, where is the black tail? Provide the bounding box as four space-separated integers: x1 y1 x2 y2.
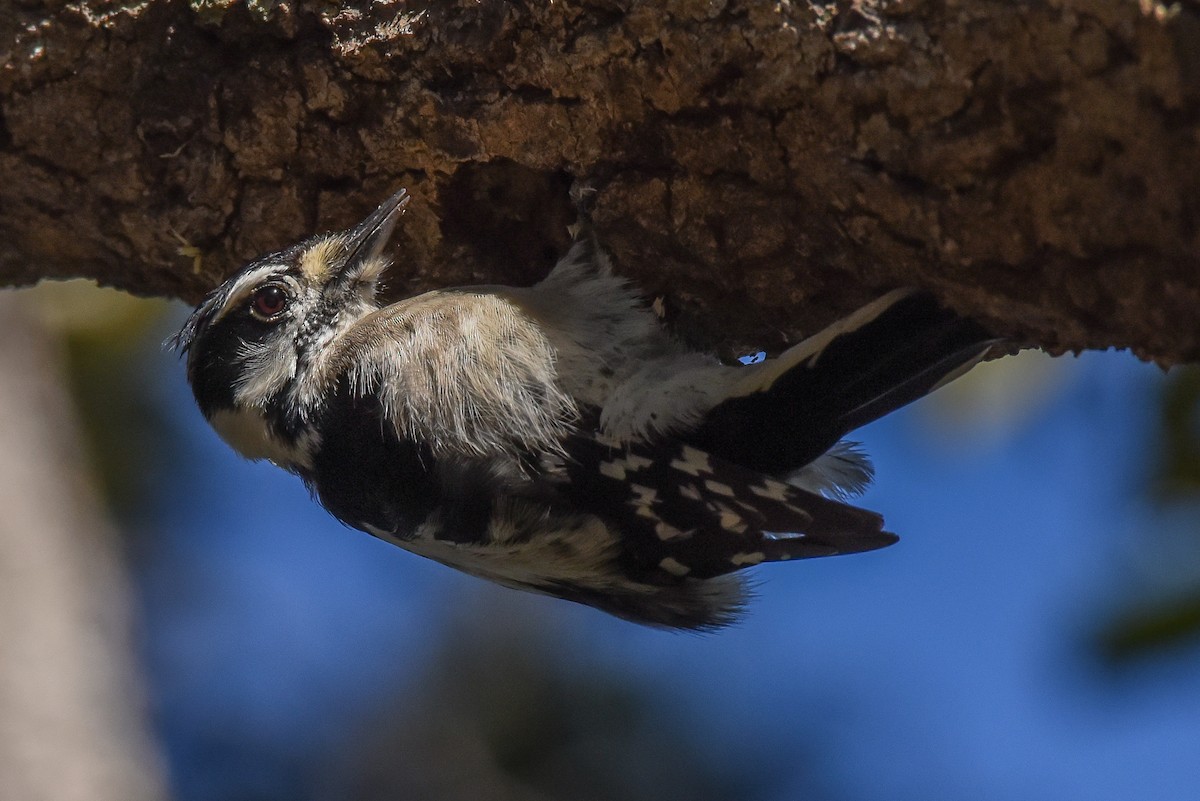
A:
686 290 1001 475
561 435 898 579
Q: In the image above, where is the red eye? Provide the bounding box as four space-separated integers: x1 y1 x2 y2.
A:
251 285 288 319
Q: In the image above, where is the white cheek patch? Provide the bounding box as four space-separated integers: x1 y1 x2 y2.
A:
233 339 297 409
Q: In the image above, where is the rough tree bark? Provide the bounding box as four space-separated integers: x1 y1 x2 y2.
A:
2 0 1198 362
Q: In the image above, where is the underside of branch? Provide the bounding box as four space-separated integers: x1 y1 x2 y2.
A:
2 0 1198 362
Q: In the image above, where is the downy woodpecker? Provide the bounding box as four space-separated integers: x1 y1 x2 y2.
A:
173 188 999 629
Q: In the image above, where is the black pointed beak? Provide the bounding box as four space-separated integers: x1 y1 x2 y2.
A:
336 187 410 283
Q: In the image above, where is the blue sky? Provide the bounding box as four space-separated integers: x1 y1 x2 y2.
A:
137 341 1200 801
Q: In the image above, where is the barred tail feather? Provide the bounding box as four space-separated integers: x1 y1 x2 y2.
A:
562 436 897 574
548 435 897 629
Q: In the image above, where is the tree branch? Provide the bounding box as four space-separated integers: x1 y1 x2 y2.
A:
3 0 1198 361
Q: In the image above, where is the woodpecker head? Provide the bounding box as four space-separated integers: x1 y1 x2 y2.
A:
172 188 409 468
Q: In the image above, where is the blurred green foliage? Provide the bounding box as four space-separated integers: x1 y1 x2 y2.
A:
1097 592 1200 663
313 612 800 801
1096 365 1200 665
1153 367 1200 499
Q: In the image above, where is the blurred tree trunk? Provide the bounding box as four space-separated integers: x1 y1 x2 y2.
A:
2 0 1199 362
0 295 167 801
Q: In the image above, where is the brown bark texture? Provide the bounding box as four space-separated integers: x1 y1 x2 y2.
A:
2 0 1199 362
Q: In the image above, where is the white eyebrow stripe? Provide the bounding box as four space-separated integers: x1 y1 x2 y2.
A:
209 264 291 326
